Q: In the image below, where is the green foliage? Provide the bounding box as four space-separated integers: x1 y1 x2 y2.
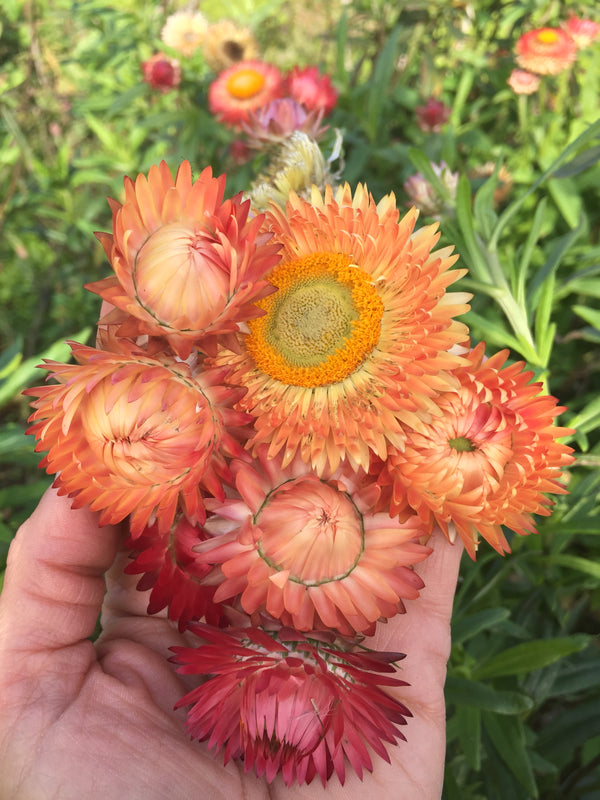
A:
1 0 599 795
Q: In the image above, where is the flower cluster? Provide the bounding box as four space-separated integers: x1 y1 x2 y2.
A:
26 159 573 786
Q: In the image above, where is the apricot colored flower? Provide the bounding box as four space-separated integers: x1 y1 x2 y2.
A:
141 52 181 93
507 68 541 95
161 10 208 57
217 183 470 473
194 448 431 635
172 623 412 786
86 161 281 358
382 342 574 558
125 516 227 630
285 66 338 116
564 15 600 49
208 60 284 127
25 339 249 536
515 27 577 75
202 20 259 73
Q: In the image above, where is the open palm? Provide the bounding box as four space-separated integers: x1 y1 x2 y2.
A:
0 489 462 800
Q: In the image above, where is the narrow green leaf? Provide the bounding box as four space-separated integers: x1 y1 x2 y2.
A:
452 607 511 644
544 554 600 579
547 176 582 229
446 677 534 714
463 310 523 353
473 635 590 680
551 142 600 177
573 304 600 329
455 704 481 771
365 26 402 142
483 712 538 797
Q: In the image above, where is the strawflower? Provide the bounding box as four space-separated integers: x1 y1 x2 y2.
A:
141 52 181 93
563 15 600 49
171 623 413 786
242 98 329 146
25 338 250 536
507 68 541 95
86 160 281 358
195 448 431 635
208 60 284 127
161 10 208 57
403 162 458 219
415 98 451 132
202 19 259 73
515 27 577 75
380 342 574 558
285 66 338 116
218 183 470 474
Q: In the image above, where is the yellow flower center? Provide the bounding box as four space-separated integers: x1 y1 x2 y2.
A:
246 252 384 387
226 67 265 99
537 29 560 44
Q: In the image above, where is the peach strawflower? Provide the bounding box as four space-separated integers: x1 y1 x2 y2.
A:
564 15 600 49
172 623 413 786
285 66 338 116
202 19 259 73
507 68 541 95
141 52 181 93
85 161 281 359
381 342 574 559
208 60 285 127
25 338 250 536
194 447 431 636
161 10 208 57
216 183 470 473
515 27 577 75
125 516 227 630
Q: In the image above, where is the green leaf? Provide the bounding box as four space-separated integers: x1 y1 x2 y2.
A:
573 304 600 329
473 635 591 680
547 176 583 229
455 704 481 771
364 26 402 142
551 142 600 177
482 712 538 797
544 554 600 579
452 607 511 644
446 677 534 714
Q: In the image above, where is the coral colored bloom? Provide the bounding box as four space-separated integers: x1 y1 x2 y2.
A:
125 516 227 630
195 448 431 635
202 20 259 73
172 623 412 786
285 66 338 116
415 98 451 132
381 342 574 558
86 161 281 358
217 183 470 473
209 60 285 127
141 52 181 93
161 10 208 57
242 98 329 146
515 27 577 75
25 339 249 536
507 68 541 95
564 15 600 49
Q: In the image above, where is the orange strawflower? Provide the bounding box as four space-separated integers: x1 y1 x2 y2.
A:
25 339 250 536
215 183 470 473
515 27 577 75
381 342 574 558
208 60 285 127
86 161 281 359
194 447 431 636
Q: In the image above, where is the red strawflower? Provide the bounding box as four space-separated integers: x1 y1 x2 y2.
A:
141 52 181 93
415 98 451 132
208 60 285 127
171 623 412 786
285 66 338 116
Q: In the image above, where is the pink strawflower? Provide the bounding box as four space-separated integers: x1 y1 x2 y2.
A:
507 68 541 95
141 52 181 93
564 14 600 49
285 66 338 116
515 27 577 75
242 98 328 145
415 98 451 132
171 623 413 786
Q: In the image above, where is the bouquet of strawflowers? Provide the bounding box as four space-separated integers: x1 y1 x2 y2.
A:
25 160 573 787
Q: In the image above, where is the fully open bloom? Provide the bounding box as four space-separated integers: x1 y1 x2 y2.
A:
507 68 541 95
217 183 470 473
564 15 600 49
285 66 338 116
85 161 281 358
202 20 259 73
415 98 451 132
25 339 250 536
381 342 574 558
208 60 285 127
125 516 227 630
515 27 577 75
161 10 208 57
141 52 181 92
172 623 412 786
194 447 431 636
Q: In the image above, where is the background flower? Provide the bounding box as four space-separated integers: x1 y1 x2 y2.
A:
507 68 541 95
161 10 208 57
208 60 285 127
285 65 338 116
415 97 451 132
515 27 577 75
202 19 259 72
141 52 181 92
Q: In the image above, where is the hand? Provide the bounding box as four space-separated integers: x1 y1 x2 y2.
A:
0 488 463 800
